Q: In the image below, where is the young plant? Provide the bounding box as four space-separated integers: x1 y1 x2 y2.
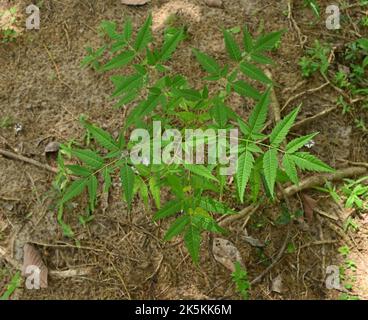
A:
0 116 14 129
338 246 359 300
0 271 21 300
299 41 330 77
304 0 320 18
231 262 250 300
342 176 368 210
342 39 368 94
314 181 341 203
301 37 368 133
55 15 333 263
0 6 18 43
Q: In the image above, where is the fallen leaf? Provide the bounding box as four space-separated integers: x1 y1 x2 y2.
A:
271 274 283 294
204 0 223 8
301 194 317 223
3 203 14 211
243 235 265 247
22 243 48 288
44 141 60 154
121 0 150 5
212 238 243 272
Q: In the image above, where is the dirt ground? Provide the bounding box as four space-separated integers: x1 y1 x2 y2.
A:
1 0 368 300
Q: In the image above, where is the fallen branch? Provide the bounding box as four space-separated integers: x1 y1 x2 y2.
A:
292 105 338 130
338 159 368 169
298 240 337 249
315 208 339 221
281 82 329 112
0 148 58 174
283 167 367 197
219 204 259 228
287 0 307 49
49 268 92 278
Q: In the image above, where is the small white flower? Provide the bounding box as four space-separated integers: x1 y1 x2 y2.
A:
14 123 23 134
304 140 315 148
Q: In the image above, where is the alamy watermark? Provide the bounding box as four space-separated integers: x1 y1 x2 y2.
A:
23 3 342 32
325 265 341 290
326 5 341 30
129 121 238 175
23 265 42 290
26 5 40 30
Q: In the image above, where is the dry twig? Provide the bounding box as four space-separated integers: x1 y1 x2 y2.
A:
0 148 58 174
283 167 368 197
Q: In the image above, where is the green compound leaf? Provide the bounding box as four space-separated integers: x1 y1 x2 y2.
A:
199 197 236 215
164 214 190 241
286 132 318 153
72 149 104 169
83 122 119 152
61 178 89 204
239 61 272 84
248 88 270 135
282 154 299 185
193 49 221 75
102 50 135 71
120 163 135 211
184 164 218 182
134 14 152 52
184 223 201 264
291 152 334 173
254 30 284 53
88 175 98 212
236 150 255 203
232 80 261 100
154 200 183 221
223 29 242 61
159 28 184 61
263 148 278 197
270 106 300 147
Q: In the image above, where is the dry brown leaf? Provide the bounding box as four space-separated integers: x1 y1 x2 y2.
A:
271 274 283 294
121 0 150 5
44 141 60 154
204 0 223 8
243 235 265 247
212 238 243 272
301 194 317 223
22 243 48 288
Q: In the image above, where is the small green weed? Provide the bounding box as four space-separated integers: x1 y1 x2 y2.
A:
231 262 250 300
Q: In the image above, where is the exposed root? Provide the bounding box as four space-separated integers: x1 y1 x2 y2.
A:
287 0 307 49
281 82 329 112
283 167 368 197
292 105 338 129
219 204 259 228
